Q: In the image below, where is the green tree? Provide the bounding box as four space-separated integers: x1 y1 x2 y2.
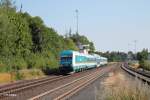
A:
0 1 32 70
69 33 95 52
0 0 80 74
137 49 148 61
137 49 149 69
95 51 128 62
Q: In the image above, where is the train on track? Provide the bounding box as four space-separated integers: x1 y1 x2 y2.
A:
59 50 108 73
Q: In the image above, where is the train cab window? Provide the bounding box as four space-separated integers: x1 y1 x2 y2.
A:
61 56 72 62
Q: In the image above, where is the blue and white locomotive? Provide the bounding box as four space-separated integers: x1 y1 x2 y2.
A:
59 50 107 73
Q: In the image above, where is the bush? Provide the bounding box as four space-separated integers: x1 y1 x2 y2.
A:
26 53 59 69
13 58 28 70
19 69 44 80
140 60 150 71
26 54 46 69
0 63 9 72
15 71 24 80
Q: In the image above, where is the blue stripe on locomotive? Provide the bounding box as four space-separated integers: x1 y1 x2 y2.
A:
75 56 87 63
73 55 97 72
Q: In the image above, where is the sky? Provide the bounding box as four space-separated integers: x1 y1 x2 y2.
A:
15 0 150 52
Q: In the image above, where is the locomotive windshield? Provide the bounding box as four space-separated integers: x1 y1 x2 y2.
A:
61 56 72 62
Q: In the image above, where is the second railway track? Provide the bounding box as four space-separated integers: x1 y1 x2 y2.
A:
121 63 150 83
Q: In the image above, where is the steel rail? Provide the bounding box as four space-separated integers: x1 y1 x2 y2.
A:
0 75 71 97
0 76 59 92
54 71 106 100
0 68 100 99
29 67 111 100
121 64 150 83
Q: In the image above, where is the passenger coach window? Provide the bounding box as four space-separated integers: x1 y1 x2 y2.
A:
75 56 86 63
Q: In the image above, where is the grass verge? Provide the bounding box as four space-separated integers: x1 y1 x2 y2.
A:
97 76 150 100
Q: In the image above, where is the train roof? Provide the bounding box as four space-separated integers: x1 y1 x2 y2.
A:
60 50 93 57
100 57 107 60
60 50 107 59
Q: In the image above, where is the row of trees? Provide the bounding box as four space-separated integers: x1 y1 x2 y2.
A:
0 0 95 72
95 51 128 62
137 49 150 71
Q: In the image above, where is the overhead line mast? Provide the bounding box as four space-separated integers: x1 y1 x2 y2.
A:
75 9 79 34
20 3 23 12
134 40 137 54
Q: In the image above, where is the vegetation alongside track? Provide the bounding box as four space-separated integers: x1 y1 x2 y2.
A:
127 49 150 71
0 0 129 82
0 69 45 83
97 64 150 100
137 49 150 71
0 0 96 81
95 51 128 62
101 79 150 100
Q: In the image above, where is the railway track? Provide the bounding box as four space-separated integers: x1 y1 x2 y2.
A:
0 67 101 100
0 75 60 92
29 66 113 100
0 64 116 100
121 63 150 83
0 75 70 99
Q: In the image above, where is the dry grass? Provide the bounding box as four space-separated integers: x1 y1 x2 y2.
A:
19 69 45 80
96 71 150 100
131 63 140 69
0 73 12 84
0 69 45 84
104 81 150 100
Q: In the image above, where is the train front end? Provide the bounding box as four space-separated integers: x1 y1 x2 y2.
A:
59 50 74 74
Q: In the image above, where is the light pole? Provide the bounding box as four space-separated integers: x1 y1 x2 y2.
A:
20 4 23 12
127 43 132 61
75 9 79 34
75 9 81 49
128 43 131 53
134 40 137 54
134 40 138 60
